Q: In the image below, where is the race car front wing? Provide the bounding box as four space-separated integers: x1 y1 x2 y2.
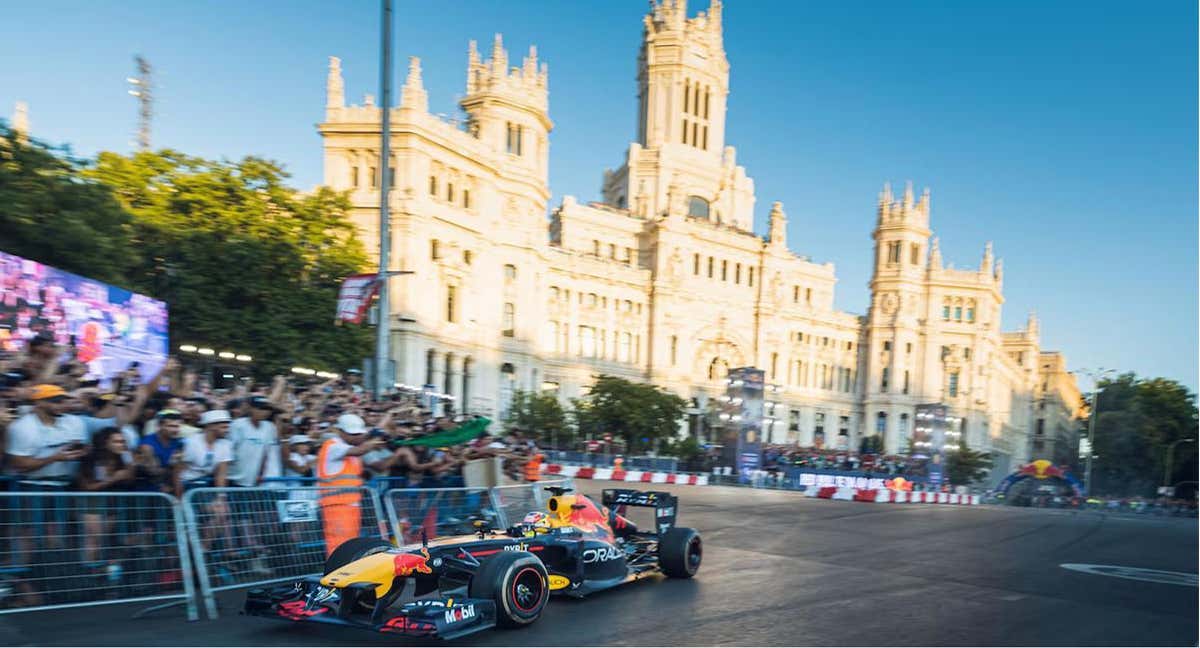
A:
243 577 497 641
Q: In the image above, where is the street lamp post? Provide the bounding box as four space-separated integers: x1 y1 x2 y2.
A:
1077 367 1114 496
1163 438 1196 494
373 0 394 402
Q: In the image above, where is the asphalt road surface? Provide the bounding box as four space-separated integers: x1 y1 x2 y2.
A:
5 481 1197 646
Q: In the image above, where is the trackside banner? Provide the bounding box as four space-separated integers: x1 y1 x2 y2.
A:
335 274 380 324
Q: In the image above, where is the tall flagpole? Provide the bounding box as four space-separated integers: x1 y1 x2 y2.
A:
374 0 393 401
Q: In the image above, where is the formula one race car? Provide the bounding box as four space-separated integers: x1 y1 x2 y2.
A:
243 487 701 640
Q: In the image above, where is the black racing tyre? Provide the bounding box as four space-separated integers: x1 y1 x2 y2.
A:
658 527 702 578
324 537 392 574
468 551 548 628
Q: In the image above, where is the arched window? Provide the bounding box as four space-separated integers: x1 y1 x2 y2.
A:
503 264 517 281
502 302 515 337
876 411 887 435
687 196 710 219
708 357 729 381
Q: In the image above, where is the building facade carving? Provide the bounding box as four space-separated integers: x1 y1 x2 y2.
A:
317 0 1079 475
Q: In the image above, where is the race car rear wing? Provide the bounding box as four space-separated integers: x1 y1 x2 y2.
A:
601 488 678 536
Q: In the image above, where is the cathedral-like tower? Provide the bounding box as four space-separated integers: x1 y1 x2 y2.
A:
601 0 754 230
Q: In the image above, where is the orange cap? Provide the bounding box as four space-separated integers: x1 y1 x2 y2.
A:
30 384 67 400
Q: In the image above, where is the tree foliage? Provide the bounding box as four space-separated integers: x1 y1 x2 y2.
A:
0 127 135 284
503 389 570 446
1090 373 1198 497
944 438 992 486
0 128 371 376
571 374 688 453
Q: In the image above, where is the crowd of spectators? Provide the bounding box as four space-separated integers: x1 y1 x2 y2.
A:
0 335 540 494
0 336 548 608
759 445 930 477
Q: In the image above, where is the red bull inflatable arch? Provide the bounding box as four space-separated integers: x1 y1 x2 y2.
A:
995 459 1083 498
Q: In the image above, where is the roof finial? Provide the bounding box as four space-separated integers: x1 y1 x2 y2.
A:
326 56 344 109
401 56 428 112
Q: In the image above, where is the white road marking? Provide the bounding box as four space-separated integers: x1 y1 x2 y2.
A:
1060 563 1198 587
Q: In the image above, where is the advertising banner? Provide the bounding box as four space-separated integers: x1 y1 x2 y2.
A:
728 367 765 484
0 250 169 385
335 274 380 324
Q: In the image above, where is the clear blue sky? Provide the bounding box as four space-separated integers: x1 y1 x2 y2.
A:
2 1 1196 390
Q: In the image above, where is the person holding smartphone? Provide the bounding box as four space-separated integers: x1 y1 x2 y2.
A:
4 384 89 480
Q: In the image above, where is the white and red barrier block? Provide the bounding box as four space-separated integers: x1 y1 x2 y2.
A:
541 463 708 486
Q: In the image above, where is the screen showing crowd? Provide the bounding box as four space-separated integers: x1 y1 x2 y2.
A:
0 250 169 384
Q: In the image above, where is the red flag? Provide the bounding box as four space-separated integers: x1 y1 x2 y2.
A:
335 274 381 324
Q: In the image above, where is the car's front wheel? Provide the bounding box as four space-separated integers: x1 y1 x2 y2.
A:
468 551 548 628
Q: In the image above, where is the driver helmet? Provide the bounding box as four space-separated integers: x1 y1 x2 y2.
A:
522 511 550 529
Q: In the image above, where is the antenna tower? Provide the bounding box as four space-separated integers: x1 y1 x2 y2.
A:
127 55 153 151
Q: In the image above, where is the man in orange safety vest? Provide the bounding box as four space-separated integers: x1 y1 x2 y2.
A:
316 413 384 556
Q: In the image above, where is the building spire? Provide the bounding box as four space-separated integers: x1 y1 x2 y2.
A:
401 56 428 112
879 181 893 206
902 180 914 208
491 33 507 75
929 237 942 270
981 241 993 273
708 0 723 32
12 101 29 144
768 201 788 247
326 56 345 109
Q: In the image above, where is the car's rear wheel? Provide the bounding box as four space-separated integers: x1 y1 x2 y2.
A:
468 551 548 628
658 527 702 578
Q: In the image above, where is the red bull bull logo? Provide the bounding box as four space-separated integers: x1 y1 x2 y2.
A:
1019 459 1065 480
393 547 433 577
885 477 913 491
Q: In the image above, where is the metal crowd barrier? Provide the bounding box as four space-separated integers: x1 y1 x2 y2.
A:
0 486 197 621
181 485 389 619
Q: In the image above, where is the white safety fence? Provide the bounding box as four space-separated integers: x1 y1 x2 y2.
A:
181 486 389 619
0 490 197 621
0 478 585 623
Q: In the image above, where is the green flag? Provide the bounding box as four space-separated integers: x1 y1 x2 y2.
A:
394 417 491 447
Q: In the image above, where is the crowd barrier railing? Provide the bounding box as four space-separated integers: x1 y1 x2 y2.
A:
0 484 198 621
181 485 389 620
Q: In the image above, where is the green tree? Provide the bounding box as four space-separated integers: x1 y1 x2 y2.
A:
1091 373 1198 497
571 374 688 454
944 438 992 486
82 150 372 376
0 126 136 284
503 389 570 447
661 435 703 462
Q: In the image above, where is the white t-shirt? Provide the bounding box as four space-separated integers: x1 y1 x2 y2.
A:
4 413 88 479
179 434 234 482
227 417 282 487
284 451 316 478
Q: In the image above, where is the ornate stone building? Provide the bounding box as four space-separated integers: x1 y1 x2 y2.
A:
316 0 1079 475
